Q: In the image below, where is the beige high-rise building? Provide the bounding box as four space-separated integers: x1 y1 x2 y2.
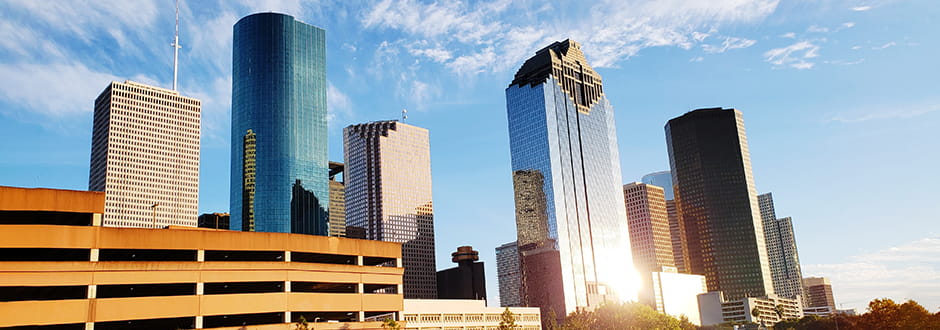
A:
344 120 436 299
329 161 346 237
89 80 201 228
623 182 676 272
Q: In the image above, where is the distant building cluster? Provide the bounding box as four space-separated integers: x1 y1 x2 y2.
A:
0 8 847 329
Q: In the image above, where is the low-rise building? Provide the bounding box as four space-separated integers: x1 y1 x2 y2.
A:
402 299 541 330
0 186 404 329
699 291 803 327
643 267 707 325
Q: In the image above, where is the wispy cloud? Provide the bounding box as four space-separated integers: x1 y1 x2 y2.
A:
780 32 796 39
851 6 873 11
764 41 820 69
702 37 757 54
689 56 705 62
826 105 940 123
803 237 940 311
842 22 856 29
327 82 353 126
873 41 896 50
361 0 780 73
807 25 829 33
826 59 865 66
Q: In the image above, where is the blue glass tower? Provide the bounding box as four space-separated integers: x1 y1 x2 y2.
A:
641 171 674 200
230 13 328 235
506 40 636 319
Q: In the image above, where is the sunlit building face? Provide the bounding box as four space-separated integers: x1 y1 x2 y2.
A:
506 39 638 318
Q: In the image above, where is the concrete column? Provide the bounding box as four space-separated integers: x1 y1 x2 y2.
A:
197 250 205 262
87 285 96 299
92 213 102 226
358 311 365 322
89 249 99 262
195 316 203 329
85 322 94 330
285 311 292 324
196 282 204 295
397 284 404 295
358 283 364 294
285 281 291 292
396 258 402 268
284 251 291 262
357 255 363 266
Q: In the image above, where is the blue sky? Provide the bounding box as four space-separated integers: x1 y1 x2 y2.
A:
1 0 938 312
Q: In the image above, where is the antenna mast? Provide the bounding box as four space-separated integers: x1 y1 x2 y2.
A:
171 0 181 91
401 109 408 122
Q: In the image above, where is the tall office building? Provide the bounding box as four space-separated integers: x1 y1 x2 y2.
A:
89 81 201 228
506 39 635 318
230 13 328 235
344 120 437 299
622 182 675 272
665 107 774 300
496 241 522 307
329 162 346 237
758 193 805 300
642 171 690 273
802 277 836 308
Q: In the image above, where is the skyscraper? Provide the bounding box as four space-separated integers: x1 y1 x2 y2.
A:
230 13 328 235
496 241 522 307
506 39 635 318
622 182 675 272
642 171 690 273
666 107 774 300
344 120 436 299
328 161 346 237
758 193 805 300
89 80 201 228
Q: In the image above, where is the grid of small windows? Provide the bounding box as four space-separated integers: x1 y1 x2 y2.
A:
344 121 437 299
495 242 522 307
623 183 675 272
89 81 201 228
666 108 774 300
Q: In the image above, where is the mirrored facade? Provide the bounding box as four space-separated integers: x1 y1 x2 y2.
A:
506 40 636 318
230 13 328 235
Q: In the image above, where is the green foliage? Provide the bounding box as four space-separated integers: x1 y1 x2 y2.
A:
774 298 940 330
551 302 696 330
499 307 519 329
294 315 310 330
381 316 401 330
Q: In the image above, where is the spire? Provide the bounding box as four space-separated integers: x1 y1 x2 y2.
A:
171 0 181 91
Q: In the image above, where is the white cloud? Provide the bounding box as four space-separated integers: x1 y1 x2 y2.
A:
764 41 820 69
874 41 896 50
842 22 856 29
362 0 780 72
0 62 146 117
826 105 939 123
689 56 704 62
4 0 161 43
780 32 796 39
851 6 872 11
803 237 940 311
235 0 304 17
807 25 829 33
852 45 862 50
826 59 865 66
702 37 757 53
409 47 453 63
327 82 353 125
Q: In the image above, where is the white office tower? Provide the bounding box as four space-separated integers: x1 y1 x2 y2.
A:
89 81 201 227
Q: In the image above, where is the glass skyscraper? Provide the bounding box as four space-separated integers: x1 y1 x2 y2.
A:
230 13 328 235
506 39 636 319
641 170 690 273
666 107 774 300
758 193 805 300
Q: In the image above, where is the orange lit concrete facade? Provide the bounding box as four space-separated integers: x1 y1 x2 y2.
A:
0 186 403 329
89 80 201 228
623 182 675 272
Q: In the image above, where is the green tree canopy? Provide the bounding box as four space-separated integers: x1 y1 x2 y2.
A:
553 302 696 330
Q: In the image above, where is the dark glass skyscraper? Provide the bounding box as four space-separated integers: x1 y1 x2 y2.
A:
666 107 774 300
230 13 328 235
506 39 635 319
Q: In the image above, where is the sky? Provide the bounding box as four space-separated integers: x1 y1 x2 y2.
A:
0 0 938 313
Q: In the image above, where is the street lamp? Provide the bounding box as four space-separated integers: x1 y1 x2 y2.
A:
151 203 159 228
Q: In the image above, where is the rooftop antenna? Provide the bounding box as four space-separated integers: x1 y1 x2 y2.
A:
401 109 408 122
171 0 181 91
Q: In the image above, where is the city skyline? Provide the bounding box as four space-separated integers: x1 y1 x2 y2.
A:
0 0 937 312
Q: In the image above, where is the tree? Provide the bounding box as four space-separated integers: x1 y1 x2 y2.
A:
553 302 696 330
294 315 310 330
751 306 762 327
381 316 401 330
774 304 786 321
499 307 519 330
